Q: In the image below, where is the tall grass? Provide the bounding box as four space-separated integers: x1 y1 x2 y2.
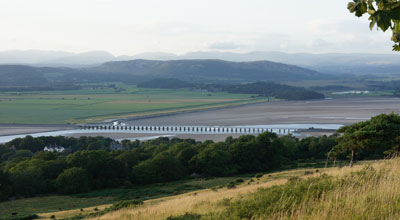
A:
87 159 400 220
209 158 400 220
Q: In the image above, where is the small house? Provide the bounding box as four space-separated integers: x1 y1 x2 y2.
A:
44 144 65 153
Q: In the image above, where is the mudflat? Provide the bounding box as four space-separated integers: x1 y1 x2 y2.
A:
125 97 400 126
0 97 398 141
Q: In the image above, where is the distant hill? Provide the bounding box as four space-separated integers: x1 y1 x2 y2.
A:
137 78 325 100
0 60 336 89
94 59 328 82
0 64 140 89
137 78 195 89
1 50 400 76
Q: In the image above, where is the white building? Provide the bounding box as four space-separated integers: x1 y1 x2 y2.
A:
44 144 65 153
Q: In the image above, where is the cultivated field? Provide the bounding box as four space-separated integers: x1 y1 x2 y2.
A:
0 84 260 124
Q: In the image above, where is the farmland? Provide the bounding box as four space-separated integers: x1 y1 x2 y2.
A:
0 84 261 124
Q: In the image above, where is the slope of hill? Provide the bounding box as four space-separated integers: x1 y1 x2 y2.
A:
94 59 329 82
37 159 398 220
137 79 325 100
0 59 331 88
2 50 400 76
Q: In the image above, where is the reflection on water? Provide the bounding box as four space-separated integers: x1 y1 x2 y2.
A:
0 124 343 143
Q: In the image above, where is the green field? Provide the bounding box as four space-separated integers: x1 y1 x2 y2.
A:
0 84 262 124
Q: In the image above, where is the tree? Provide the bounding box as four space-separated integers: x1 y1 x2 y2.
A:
255 132 284 170
336 113 400 167
56 167 89 194
190 143 234 176
229 135 259 173
66 150 124 189
33 151 57 161
8 159 49 195
348 0 400 51
328 144 347 167
131 153 186 184
0 170 12 200
7 149 33 160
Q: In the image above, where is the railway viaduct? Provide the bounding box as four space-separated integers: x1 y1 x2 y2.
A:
79 125 297 135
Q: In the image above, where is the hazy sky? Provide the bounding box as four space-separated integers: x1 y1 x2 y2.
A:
0 0 396 55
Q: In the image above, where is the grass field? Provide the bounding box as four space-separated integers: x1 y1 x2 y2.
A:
0 84 262 124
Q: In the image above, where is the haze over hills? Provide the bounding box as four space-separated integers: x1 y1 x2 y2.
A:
0 59 331 88
94 59 327 82
1 50 400 76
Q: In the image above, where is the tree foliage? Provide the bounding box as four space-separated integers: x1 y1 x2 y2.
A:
348 0 400 51
56 167 89 194
1 114 398 200
335 113 400 166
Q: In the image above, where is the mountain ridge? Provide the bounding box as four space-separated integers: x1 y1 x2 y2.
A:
0 59 331 87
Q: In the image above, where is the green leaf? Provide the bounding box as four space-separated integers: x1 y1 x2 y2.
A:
374 10 392 31
393 43 400 51
389 6 400 20
348 0 368 17
369 17 377 30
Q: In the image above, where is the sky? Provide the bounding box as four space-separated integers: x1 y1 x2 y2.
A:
0 0 396 55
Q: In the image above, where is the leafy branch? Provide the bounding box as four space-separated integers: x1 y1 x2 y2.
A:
348 0 400 51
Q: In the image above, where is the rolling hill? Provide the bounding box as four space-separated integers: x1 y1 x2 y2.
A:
0 59 333 88
92 59 330 82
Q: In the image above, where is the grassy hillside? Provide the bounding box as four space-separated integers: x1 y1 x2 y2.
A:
0 175 252 219
23 160 365 220
42 158 400 220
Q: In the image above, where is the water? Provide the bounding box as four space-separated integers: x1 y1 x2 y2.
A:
0 124 343 143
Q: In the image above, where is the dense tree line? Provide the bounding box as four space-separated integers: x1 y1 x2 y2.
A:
138 78 325 100
1 113 399 201
0 133 337 200
2 136 115 156
223 82 325 100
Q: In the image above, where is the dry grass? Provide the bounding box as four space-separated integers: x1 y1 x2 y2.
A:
264 159 400 220
90 179 286 220
38 204 111 220
39 161 388 220
83 163 371 220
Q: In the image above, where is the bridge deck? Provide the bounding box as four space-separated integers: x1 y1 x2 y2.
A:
80 125 297 135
